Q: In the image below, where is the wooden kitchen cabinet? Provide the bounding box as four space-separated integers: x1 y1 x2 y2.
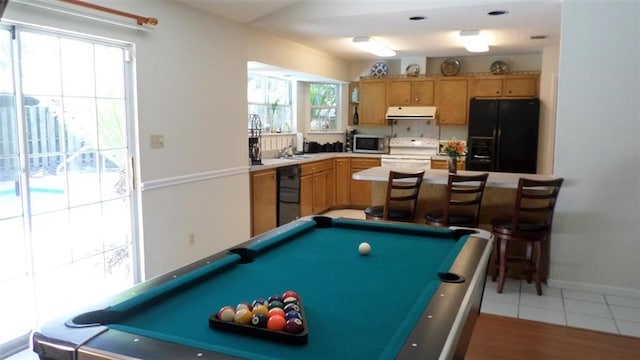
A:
431 158 466 170
250 169 277 236
300 160 333 216
388 78 435 106
472 75 538 98
334 158 351 207
436 78 469 125
358 79 388 125
350 157 381 208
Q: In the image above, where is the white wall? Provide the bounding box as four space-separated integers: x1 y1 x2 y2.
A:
551 0 640 293
5 0 639 294
3 0 353 279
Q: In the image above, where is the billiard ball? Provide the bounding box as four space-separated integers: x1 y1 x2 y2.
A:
268 300 284 310
358 242 371 255
267 314 286 331
217 306 235 322
282 290 300 301
235 302 252 312
283 297 298 306
284 310 301 320
233 308 253 325
268 294 284 303
268 307 285 318
252 298 267 308
250 313 268 328
284 318 304 334
283 303 300 313
251 304 269 316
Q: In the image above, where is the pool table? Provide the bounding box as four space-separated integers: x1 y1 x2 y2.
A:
32 216 493 360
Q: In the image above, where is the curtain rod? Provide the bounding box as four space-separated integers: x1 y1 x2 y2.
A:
59 0 157 26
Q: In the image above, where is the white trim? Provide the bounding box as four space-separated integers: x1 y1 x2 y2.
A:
548 278 640 298
141 166 249 191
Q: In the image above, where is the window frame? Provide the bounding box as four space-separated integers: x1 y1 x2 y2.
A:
308 82 341 133
247 73 294 134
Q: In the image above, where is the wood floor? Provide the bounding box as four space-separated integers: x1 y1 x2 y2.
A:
466 313 640 359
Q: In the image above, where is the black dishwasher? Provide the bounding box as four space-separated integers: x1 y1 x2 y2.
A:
277 165 301 226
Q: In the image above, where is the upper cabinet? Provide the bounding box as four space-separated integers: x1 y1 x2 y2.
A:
358 79 388 126
355 72 539 127
388 78 435 106
472 75 539 98
435 77 469 125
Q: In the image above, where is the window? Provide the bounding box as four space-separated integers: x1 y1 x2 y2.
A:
309 83 339 132
247 74 293 134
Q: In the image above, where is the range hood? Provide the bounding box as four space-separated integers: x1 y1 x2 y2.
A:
386 106 437 120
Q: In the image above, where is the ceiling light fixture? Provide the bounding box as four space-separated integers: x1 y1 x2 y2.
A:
459 30 489 53
352 36 396 57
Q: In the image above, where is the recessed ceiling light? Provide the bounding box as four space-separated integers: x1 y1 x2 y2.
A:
488 10 509 16
409 16 426 21
530 35 549 40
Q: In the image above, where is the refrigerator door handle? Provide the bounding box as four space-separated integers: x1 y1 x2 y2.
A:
495 129 501 168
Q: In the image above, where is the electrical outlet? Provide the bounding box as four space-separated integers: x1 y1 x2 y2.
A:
150 134 165 149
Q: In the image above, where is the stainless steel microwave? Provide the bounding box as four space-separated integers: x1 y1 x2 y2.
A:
353 135 389 153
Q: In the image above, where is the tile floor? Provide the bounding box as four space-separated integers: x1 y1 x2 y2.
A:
324 209 640 338
7 210 639 359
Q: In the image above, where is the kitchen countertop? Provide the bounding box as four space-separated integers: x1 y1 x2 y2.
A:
250 153 384 171
352 166 556 189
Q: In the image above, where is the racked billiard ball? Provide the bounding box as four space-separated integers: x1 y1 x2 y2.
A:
235 302 252 312
233 308 253 325
251 304 269 316
284 310 301 321
268 294 284 303
282 290 299 301
267 314 286 331
268 300 284 310
283 303 300 313
250 313 268 328
217 306 235 322
284 318 304 334
283 297 298 306
252 298 268 308
268 308 285 318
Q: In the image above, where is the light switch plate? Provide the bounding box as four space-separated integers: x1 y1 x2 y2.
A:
150 134 165 149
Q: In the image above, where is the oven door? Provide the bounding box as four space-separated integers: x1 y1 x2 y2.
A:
381 156 431 170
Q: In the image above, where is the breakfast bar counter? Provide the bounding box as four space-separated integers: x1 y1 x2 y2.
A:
353 167 558 282
352 167 555 189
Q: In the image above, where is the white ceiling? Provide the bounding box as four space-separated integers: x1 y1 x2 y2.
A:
173 0 562 62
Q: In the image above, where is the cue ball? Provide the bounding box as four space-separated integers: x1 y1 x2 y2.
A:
358 242 371 255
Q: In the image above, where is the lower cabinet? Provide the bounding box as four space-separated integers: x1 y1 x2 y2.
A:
334 158 351 207
350 158 381 208
431 158 466 170
250 169 277 236
300 160 333 217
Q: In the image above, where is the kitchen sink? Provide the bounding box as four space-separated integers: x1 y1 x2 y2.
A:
279 154 314 160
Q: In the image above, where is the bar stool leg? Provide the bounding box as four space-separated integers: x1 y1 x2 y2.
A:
492 238 501 282
533 241 542 295
497 239 508 293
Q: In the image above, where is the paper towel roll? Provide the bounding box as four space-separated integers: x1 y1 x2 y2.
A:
296 132 304 152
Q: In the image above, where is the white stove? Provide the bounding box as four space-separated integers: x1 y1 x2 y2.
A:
381 137 439 169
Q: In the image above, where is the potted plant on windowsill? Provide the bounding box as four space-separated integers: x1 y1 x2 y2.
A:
441 140 467 174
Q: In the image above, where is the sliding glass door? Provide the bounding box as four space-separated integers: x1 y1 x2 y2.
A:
0 25 138 354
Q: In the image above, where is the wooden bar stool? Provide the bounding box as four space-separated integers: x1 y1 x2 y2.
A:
491 178 563 295
364 170 424 222
424 173 489 228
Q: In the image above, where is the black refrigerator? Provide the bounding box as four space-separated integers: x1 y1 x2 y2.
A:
466 98 540 173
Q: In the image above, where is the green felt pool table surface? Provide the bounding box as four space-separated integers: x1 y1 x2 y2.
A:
33 217 493 360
